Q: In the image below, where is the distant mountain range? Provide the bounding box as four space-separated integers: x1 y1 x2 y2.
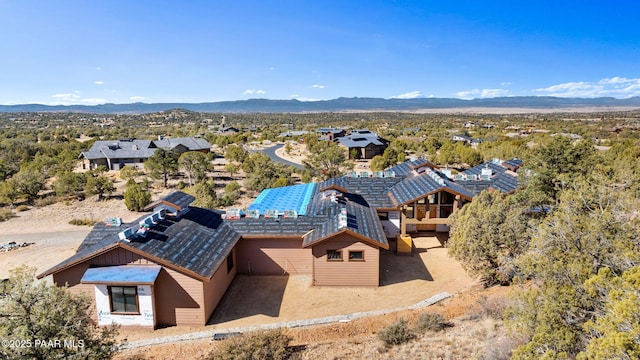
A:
1 96 640 114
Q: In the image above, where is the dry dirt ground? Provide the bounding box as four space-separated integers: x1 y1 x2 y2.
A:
0 147 488 358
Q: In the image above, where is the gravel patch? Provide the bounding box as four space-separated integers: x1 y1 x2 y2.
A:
118 292 452 350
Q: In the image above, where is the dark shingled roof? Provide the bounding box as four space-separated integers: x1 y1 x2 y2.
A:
302 199 387 248
81 139 156 160
153 137 211 152
386 158 436 177
230 189 388 250
312 177 401 209
143 191 195 211
387 173 457 206
461 160 520 194
39 207 241 281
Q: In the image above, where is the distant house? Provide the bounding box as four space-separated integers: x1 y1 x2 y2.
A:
452 134 472 143
335 129 388 159
80 137 211 170
452 134 484 148
317 127 346 140
215 126 240 135
279 130 309 138
153 136 211 155
39 157 522 329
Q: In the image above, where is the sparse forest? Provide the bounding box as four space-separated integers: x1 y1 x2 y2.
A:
0 109 639 358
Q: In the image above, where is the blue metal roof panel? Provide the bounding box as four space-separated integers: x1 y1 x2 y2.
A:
81 265 162 284
247 183 316 216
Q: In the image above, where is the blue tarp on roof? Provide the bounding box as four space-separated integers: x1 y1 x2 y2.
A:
81 265 162 284
247 183 316 216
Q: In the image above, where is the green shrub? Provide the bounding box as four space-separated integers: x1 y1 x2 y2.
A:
69 218 98 226
225 180 241 193
205 329 292 360
0 208 13 222
414 312 449 333
378 318 415 346
15 205 29 212
124 180 151 212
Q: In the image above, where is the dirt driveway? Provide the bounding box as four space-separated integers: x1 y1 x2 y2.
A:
207 234 476 329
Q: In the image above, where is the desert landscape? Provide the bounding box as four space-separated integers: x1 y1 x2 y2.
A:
0 147 491 358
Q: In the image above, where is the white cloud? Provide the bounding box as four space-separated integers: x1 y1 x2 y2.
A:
455 89 480 99
391 91 422 99
535 77 640 98
311 84 325 89
481 89 510 97
456 88 510 99
129 96 147 101
80 98 106 104
243 89 267 95
51 93 80 100
94 81 104 85
500 82 512 86
50 93 105 105
290 95 323 101
598 77 634 85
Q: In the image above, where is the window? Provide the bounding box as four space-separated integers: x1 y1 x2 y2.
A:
226 252 234 274
405 206 414 219
441 191 455 205
327 250 342 261
378 212 389 221
109 286 139 314
349 250 364 261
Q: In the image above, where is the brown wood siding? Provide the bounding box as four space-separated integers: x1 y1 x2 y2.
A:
53 264 97 321
311 233 380 286
202 248 237 323
51 247 207 327
235 238 311 275
90 247 154 266
154 267 204 326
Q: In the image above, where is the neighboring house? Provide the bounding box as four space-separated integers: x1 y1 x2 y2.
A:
39 157 521 329
317 127 346 141
452 134 484 148
215 126 240 135
153 137 211 155
279 130 309 138
80 137 211 170
79 138 157 170
335 129 388 159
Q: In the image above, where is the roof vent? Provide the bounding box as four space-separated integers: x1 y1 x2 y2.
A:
425 168 445 186
264 209 279 219
118 227 137 242
481 166 492 178
226 208 241 220
105 217 123 227
283 210 298 219
246 209 260 219
338 208 348 229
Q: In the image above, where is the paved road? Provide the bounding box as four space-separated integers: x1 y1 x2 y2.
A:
253 144 304 170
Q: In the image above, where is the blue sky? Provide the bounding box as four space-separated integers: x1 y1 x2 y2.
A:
1 1 639 105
